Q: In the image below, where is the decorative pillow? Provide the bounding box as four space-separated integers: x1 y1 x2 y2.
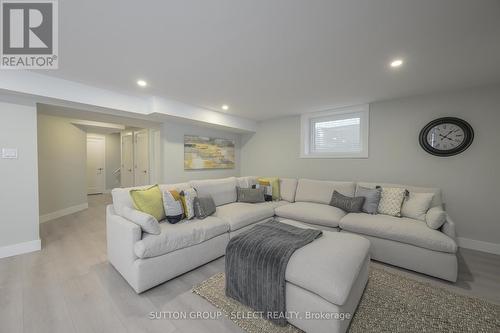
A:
329 190 365 213
377 187 408 217
180 188 197 220
401 192 434 221
355 186 382 214
129 185 166 221
426 205 447 229
193 196 216 219
121 206 161 235
256 177 280 201
237 186 265 203
163 190 184 224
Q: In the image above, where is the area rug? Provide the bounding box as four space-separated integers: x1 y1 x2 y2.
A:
192 267 500 333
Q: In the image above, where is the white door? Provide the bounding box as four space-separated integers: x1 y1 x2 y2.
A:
87 135 106 194
121 132 134 187
134 129 150 186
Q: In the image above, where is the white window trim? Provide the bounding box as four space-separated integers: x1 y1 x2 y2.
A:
300 104 369 159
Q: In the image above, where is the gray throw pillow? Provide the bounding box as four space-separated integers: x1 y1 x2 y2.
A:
330 191 365 213
237 186 265 203
355 186 382 214
193 196 216 219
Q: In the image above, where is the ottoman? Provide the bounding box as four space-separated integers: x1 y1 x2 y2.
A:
283 221 371 333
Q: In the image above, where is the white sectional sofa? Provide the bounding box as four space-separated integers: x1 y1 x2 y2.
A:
107 176 458 294
274 179 458 282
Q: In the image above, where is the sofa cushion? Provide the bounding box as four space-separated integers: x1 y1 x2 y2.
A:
426 205 447 230
295 179 355 204
357 182 442 208
277 218 340 232
280 178 298 202
257 177 280 201
112 183 190 217
286 231 370 305
134 216 229 259
129 185 166 221
236 176 257 188
275 202 346 228
163 190 185 224
355 186 382 214
121 206 161 235
330 190 365 213
255 200 290 210
193 196 216 219
214 202 275 231
377 187 407 217
339 213 457 253
401 192 434 221
189 177 237 206
237 186 266 203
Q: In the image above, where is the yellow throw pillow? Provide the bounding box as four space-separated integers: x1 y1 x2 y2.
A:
257 177 280 201
180 188 197 220
130 185 166 222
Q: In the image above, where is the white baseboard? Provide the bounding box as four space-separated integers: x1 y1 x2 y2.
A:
458 237 500 255
0 239 41 259
40 203 89 223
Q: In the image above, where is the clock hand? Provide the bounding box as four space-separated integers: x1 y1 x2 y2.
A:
439 130 455 140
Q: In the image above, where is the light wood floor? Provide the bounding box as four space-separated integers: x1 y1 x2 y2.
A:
1 194 499 333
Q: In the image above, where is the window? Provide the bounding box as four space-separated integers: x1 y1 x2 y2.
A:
300 104 369 158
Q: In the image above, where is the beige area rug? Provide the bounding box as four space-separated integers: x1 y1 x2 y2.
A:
192 267 500 333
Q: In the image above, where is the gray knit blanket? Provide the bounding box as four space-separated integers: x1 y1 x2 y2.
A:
225 220 323 326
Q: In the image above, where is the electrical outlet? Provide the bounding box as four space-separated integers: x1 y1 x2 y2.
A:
1 148 18 159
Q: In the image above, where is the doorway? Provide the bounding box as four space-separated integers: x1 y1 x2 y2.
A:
36 103 161 224
87 134 106 194
120 129 155 187
134 129 150 186
121 132 134 187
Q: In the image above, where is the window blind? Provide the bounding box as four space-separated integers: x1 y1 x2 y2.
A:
311 116 361 153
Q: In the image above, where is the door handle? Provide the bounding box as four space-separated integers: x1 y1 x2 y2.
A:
143 170 147 174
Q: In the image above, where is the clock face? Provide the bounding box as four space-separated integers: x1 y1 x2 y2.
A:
419 117 474 156
426 123 465 150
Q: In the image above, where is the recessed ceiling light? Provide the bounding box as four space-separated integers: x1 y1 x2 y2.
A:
390 59 404 68
137 79 147 87
221 105 229 111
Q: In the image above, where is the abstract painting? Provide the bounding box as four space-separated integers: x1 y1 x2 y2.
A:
184 135 235 170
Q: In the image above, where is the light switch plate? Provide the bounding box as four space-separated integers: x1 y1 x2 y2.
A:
2 148 18 159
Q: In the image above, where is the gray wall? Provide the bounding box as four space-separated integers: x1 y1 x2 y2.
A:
161 121 240 184
0 101 40 248
37 114 87 216
105 133 121 190
241 84 500 244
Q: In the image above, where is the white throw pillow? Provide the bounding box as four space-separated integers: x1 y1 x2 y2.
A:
121 206 161 235
401 192 434 221
163 190 184 224
377 187 407 217
426 206 447 229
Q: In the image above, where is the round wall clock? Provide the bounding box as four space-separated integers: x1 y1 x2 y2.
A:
419 117 474 156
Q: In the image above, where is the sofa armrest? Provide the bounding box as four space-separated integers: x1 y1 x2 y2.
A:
106 205 142 268
441 214 456 240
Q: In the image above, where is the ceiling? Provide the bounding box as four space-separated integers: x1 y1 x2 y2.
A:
39 0 500 121
37 103 162 129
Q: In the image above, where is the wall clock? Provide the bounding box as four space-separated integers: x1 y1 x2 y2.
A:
419 117 474 156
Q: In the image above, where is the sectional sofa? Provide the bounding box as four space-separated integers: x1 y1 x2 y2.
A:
107 176 458 294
